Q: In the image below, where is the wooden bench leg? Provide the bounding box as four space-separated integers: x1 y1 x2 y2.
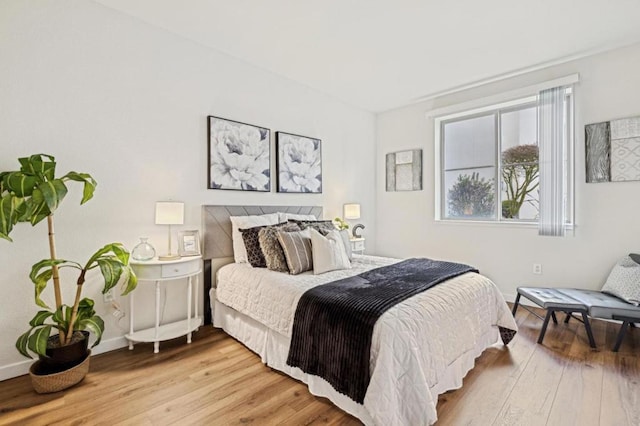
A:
613 321 630 352
512 293 521 316
581 312 597 349
538 310 553 344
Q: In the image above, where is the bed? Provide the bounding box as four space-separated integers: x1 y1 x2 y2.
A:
202 205 517 425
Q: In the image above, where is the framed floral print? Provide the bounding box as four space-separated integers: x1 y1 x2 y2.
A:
276 132 322 193
207 116 270 191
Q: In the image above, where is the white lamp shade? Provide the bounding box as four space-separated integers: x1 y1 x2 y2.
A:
155 201 184 225
344 203 361 220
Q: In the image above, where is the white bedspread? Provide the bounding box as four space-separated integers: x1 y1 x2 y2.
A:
215 255 517 425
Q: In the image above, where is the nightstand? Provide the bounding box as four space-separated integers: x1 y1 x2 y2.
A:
350 237 365 255
127 256 202 353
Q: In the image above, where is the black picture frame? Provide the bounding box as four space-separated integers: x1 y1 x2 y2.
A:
207 116 271 191
276 131 322 193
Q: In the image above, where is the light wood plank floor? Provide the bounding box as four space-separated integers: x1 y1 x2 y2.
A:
0 306 638 425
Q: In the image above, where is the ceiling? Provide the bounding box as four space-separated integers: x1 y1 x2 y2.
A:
95 0 640 112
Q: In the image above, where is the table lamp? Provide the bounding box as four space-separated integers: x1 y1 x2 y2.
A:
344 203 365 238
155 201 184 260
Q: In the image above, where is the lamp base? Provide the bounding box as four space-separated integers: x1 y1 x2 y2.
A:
158 254 181 261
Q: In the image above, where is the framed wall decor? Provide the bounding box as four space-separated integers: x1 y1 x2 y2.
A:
276 132 322 193
178 230 201 256
207 116 271 191
386 149 423 191
585 115 640 183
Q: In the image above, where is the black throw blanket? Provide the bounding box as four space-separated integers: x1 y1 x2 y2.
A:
286 258 479 403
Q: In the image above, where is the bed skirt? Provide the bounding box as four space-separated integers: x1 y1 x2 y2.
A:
210 288 502 425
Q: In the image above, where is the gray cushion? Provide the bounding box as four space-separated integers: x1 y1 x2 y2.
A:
517 287 587 311
557 289 640 320
517 286 640 320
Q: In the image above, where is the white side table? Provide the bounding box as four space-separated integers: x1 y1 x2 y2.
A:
350 237 365 255
127 256 202 353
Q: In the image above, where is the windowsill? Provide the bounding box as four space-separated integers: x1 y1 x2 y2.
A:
433 219 575 230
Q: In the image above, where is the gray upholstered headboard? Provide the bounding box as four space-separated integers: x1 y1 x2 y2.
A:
201 205 323 324
201 205 323 260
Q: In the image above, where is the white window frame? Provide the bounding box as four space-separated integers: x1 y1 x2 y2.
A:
432 76 577 227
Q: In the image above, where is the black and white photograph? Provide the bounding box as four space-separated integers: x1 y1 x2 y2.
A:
276 132 322 193
208 116 270 191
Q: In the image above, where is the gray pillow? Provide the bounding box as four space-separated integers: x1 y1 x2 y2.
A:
289 219 336 236
277 228 313 275
259 222 300 272
602 254 640 306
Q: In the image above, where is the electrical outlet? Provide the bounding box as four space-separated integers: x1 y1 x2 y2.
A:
103 289 114 303
533 263 542 275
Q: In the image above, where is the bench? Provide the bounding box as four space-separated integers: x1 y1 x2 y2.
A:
513 287 640 351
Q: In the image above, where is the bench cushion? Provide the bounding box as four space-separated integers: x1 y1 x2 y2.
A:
517 287 587 311
557 289 640 320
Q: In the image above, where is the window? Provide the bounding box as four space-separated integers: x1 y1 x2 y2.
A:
435 91 573 224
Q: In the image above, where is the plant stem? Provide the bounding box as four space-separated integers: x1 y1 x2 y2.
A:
64 271 86 345
47 215 67 345
47 216 63 309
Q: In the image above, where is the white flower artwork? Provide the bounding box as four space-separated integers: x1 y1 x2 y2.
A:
208 116 270 191
276 132 322 193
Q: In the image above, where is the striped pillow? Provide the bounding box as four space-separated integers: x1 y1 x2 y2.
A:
277 228 313 274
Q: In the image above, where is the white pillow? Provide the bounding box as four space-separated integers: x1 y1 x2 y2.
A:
278 212 318 222
230 213 280 263
338 229 353 260
309 228 351 275
602 255 640 306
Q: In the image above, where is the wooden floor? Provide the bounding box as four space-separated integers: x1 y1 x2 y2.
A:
0 306 638 425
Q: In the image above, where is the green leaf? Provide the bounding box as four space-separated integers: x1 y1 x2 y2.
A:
30 259 81 308
33 269 53 309
109 243 130 265
22 188 51 225
120 265 138 296
37 179 68 212
0 193 19 241
27 325 53 357
19 154 56 181
97 258 124 293
78 315 104 347
75 298 96 323
4 172 39 197
29 310 54 327
15 329 34 359
53 305 66 326
62 172 97 205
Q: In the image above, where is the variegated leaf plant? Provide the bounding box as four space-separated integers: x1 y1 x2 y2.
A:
2 154 137 358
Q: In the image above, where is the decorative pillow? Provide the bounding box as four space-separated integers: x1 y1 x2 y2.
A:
278 212 317 222
240 225 272 268
230 213 279 263
601 254 640 306
259 222 301 272
309 228 351 275
289 219 336 236
338 229 353 261
277 228 313 275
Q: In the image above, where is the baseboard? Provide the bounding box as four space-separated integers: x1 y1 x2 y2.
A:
0 336 129 382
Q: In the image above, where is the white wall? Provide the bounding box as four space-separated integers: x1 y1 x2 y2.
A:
0 0 376 379
376 43 640 304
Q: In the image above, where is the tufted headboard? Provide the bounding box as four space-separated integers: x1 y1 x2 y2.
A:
201 205 323 324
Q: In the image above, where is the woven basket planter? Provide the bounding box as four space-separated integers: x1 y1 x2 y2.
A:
29 351 91 394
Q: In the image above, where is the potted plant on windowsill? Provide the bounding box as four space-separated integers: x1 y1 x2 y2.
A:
0 154 137 393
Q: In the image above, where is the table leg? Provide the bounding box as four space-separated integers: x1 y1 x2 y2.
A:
154 280 160 354
187 275 192 344
128 290 134 350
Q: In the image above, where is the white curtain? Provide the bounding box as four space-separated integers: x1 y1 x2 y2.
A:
538 86 570 236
